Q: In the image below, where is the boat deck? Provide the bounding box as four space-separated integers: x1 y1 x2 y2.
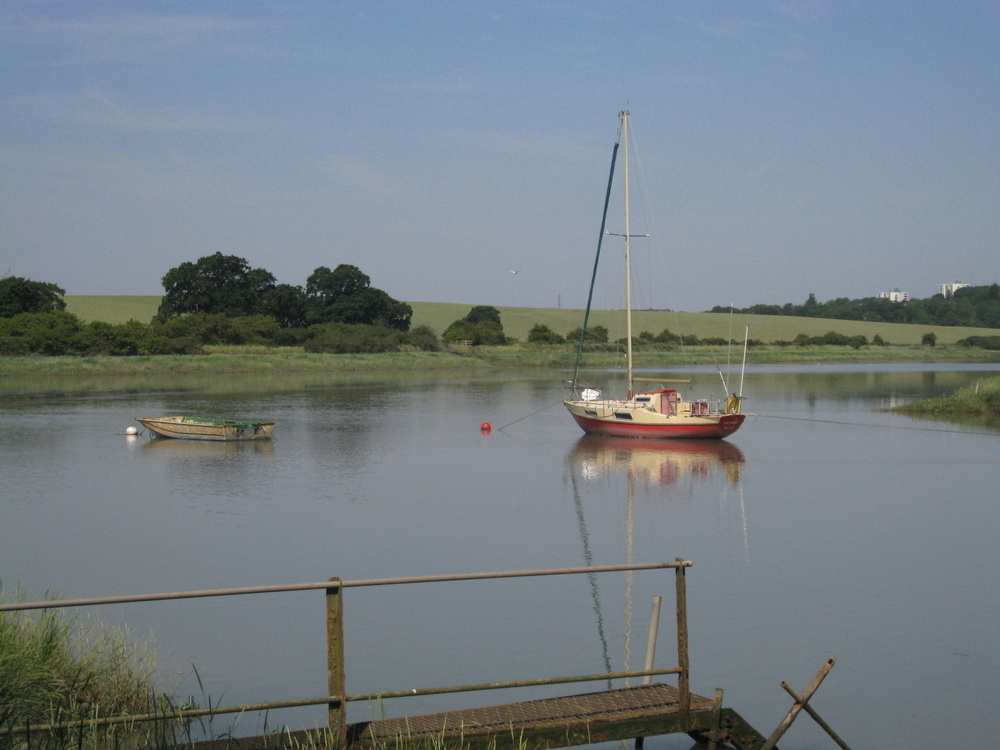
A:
182 684 769 750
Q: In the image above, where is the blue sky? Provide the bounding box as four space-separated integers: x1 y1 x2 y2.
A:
2 1 998 313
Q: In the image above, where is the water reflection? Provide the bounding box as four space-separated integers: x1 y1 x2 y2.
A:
567 435 745 488
564 436 750 690
139 438 276 458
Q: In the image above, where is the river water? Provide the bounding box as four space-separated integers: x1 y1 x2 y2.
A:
2 363 998 748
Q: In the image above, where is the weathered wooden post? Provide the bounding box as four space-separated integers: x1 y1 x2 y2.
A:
674 560 690 729
761 658 836 750
706 688 725 750
326 578 346 747
781 680 852 750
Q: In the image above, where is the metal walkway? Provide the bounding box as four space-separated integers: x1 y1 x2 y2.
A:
187 683 769 750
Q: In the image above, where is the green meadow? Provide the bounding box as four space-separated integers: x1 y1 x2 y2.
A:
65 295 999 346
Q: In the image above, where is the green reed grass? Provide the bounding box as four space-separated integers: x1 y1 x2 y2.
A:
0 589 191 749
886 376 1000 417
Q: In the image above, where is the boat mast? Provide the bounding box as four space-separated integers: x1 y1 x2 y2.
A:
622 110 634 394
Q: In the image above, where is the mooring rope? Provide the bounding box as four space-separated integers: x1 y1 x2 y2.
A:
752 413 994 436
495 400 565 431
496 404 994 437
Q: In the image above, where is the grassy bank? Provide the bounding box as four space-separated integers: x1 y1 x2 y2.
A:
64 296 1000 347
885 376 1000 418
1 344 997 395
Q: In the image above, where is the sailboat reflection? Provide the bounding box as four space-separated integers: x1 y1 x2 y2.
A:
568 435 745 488
565 436 750 687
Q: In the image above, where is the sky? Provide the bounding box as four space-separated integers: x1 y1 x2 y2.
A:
1 1 998 313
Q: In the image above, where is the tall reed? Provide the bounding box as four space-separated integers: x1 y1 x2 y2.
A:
0 588 183 749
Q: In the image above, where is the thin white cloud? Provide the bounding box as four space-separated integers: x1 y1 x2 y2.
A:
1 8 265 63
9 90 274 134
5 9 259 43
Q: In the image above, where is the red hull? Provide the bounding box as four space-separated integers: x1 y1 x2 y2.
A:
570 412 745 440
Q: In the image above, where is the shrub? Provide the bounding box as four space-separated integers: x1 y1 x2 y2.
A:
527 324 565 344
566 325 609 344
956 335 1000 350
143 335 204 355
304 322 403 353
0 311 82 355
406 325 441 351
442 320 506 345
654 329 682 345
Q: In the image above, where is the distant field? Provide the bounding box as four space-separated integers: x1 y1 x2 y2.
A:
63 296 999 346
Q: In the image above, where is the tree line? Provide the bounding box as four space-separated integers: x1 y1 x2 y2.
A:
0 256 517 355
3 263 999 356
709 284 1000 328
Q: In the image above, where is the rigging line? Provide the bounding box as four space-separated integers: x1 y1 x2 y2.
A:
495 399 564 431
753 413 996 436
571 136 620 391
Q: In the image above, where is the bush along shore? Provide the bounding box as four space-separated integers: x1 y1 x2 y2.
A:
884 376 1000 419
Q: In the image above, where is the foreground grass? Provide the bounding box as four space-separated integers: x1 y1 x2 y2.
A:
886 376 1000 418
0 590 542 750
0 591 187 749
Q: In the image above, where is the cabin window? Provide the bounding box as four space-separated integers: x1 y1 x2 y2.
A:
585 410 598 417
635 396 651 403
614 412 633 420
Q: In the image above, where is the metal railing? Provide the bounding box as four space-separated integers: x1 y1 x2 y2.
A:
1 560 693 743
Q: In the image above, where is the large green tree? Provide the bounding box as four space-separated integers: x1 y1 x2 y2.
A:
157 253 276 321
0 276 66 317
443 305 506 345
260 283 309 328
305 264 412 330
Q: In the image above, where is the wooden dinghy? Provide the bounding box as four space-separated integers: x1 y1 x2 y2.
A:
136 416 275 441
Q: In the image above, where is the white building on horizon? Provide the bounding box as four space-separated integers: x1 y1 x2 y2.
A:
878 288 908 302
939 281 970 298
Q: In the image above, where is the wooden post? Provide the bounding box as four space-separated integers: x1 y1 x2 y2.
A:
326 578 346 747
642 596 662 685
706 688 724 750
674 561 690 729
781 681 852 750
761 658 836 750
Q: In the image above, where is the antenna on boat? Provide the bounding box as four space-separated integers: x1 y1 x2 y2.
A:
739 324 749 398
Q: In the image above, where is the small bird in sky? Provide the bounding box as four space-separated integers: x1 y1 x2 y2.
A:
507 268 522 275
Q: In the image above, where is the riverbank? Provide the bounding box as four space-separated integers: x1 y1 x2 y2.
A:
1 344 997 376
1 345 997 394
884 375 1000 418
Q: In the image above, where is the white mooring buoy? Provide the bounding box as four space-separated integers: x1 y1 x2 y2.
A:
125 425 139 435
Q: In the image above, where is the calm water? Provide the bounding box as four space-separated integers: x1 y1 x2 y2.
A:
2 363 998 748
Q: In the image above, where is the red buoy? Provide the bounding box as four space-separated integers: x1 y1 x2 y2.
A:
480 422 492 433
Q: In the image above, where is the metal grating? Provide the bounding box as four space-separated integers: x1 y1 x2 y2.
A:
352 684 714 744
